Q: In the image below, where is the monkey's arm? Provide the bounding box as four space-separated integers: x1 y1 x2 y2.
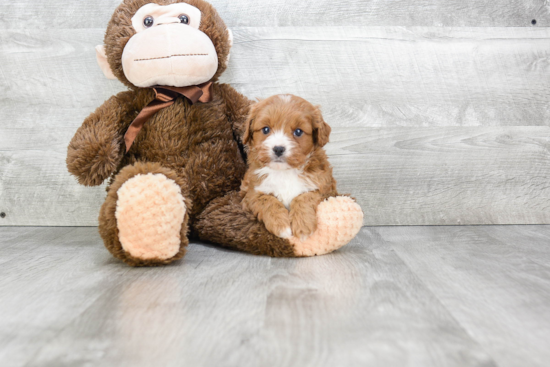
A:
216 83 253 142
67 89 153 186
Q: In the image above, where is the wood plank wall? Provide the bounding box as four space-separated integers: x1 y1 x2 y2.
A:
0 1 549 226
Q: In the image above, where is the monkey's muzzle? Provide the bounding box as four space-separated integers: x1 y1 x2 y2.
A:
122 24 219 88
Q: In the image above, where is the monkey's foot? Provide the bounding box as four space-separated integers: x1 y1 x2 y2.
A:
116 173 187 262
289 196 363 257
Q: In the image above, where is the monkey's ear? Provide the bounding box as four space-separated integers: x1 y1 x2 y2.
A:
226 29 233 64
95 45 117 80
227 29 234 48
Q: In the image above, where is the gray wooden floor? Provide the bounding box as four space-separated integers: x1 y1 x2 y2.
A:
1 226 549 367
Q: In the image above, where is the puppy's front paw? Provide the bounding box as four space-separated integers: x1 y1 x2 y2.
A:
278 227 293 239
291 209 317 241
263 213 292 239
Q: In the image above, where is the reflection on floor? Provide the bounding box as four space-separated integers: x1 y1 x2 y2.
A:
0 226 549 367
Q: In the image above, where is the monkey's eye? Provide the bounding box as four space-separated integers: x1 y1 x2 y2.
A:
143 16 154 28
262 127 270 135
178 14 190 24
294 129 304 137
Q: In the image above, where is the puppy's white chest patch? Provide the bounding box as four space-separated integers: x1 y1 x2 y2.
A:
255 167 318 208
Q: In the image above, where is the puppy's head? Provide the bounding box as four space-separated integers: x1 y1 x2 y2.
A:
243 94 331 170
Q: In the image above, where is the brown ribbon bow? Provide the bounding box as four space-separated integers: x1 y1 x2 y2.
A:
124 82 213 152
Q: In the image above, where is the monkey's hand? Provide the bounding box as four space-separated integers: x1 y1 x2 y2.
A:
67 90 148 186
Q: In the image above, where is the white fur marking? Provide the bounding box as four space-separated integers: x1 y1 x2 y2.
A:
279 94 292 103
255 167 318 208
279 227 293 239
263 130 294 152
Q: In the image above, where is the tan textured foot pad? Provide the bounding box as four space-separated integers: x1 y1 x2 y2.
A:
116 173 186 261
289 196 363 257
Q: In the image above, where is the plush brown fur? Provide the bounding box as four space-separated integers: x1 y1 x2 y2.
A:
194 191 295 257
241 95 338 240
67 0 296 265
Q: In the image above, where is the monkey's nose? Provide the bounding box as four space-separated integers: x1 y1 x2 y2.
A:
273 146 286 157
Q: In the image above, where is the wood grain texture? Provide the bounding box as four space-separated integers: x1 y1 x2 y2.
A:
1 0 548 28
329 126 550 225
225 27 550 128
2 126 549 226
0 227 59 265
0 227 499 367
377 225 550 367
0 29 123 226
478 225 550 265
5 27 550 128
0 227 133 367
1 26 549 226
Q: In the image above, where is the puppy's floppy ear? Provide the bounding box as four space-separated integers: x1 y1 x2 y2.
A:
313 106 331 147
243 102 259 145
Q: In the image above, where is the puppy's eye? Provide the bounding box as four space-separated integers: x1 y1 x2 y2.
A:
178 14 190 24
143 16 154 28
294 129 304 137
262 127 271 135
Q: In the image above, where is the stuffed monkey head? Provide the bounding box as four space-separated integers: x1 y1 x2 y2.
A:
96 0 233 89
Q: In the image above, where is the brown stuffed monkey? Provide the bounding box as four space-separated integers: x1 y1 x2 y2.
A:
66 0 363 266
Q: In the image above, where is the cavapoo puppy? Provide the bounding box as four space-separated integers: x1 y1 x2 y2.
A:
241 94 338 240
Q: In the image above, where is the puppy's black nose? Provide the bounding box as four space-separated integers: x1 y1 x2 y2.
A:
273 146 286 157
